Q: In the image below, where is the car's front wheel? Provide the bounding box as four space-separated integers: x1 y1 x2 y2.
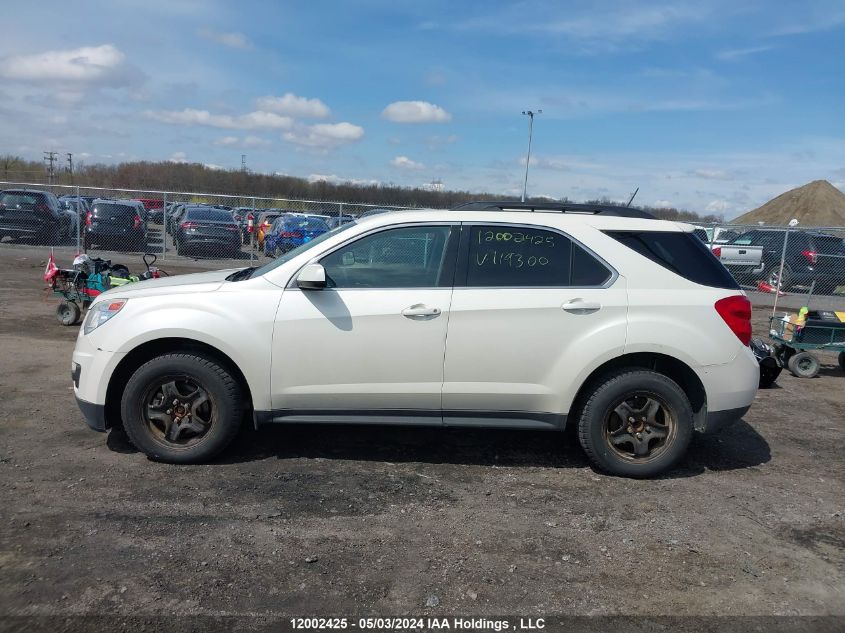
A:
577 369 693 478
120 353 243 463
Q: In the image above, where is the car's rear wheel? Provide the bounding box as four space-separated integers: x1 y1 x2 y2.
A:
765 264 792 291
577 369 693 478
120 353 243 463
838 352 845 372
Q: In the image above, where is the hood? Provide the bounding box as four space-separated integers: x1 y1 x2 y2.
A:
99 268 240 299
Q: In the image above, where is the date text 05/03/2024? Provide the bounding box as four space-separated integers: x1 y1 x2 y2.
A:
290 617 546 630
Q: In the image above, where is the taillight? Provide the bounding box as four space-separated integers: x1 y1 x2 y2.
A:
180 221 198 229
714 295 752 346
280 231 303 239
35 203 52 215
711 246 722 258
85 211 93 226
133 215 142 229
801 250 818 264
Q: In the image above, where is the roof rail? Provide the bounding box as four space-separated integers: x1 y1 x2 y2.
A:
451 200 656 219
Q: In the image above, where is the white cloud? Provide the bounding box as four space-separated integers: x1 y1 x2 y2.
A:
169 151 188 163
146 108 293 130
0 44 139 86
283 122 364 149
198 28 251 49
705 200 731 212
256 93 331 118
716 45 773 61
391 156 425 170
214 136 239 146
382 100 452 123
213 135 271 148
524 155 604 171
692 168 734 180
653 199 673 208
203 163 224 170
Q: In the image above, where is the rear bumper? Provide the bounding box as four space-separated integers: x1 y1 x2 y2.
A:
75 395 108 432
700 404 750 434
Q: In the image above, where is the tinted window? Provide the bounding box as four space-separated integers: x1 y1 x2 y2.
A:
466 225 573 287
605 230 739 289
185 208 234 222
571 244 612 286
0 191 49 208
285 216 329 231
321 225 452 288
93 203 136 217
814 235 845 254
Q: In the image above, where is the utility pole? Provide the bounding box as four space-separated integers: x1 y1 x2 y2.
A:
43 151 58 185
241 154 247 172
67 153 74 185
520 109 542 202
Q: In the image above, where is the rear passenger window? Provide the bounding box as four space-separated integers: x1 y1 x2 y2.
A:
605 230 739 289
465 225 611 287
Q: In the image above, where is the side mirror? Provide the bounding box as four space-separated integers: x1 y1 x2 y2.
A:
296 262 326 290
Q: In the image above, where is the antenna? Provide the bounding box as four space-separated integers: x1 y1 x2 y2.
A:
626 187 639 207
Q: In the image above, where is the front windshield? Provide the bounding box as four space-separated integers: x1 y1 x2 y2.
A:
250 221 357 277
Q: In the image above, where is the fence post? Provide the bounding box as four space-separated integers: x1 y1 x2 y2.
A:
75 185 81 254
251 196 256 265
771 227 790 317
338 202 343 222
162 192 167 259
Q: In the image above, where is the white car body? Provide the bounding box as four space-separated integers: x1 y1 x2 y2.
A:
72 208 758 444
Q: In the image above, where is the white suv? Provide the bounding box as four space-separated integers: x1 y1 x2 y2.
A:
72 202 759 477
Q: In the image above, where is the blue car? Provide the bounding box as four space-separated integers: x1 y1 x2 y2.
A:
264 215 330 257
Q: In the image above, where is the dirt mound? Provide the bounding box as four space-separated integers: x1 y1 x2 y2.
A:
733 180 845 226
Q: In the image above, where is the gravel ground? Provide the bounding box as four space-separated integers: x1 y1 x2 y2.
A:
0 248 843 630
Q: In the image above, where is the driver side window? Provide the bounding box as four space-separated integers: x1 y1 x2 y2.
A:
320 225 454 288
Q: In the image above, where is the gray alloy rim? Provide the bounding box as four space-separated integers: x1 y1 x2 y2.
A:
603 392 676 463
141 375 215 448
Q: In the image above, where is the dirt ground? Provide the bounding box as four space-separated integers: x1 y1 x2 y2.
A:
0 247 843 629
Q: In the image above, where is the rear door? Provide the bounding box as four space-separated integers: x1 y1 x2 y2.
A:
441 223 626 427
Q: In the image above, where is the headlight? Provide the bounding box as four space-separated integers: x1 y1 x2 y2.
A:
83 299 128 335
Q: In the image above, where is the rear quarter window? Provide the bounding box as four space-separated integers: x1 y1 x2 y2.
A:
605 230 739 289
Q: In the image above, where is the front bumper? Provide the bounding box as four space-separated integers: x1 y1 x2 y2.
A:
75 395 108 432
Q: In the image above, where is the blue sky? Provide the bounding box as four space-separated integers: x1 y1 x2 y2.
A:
1 0 844 218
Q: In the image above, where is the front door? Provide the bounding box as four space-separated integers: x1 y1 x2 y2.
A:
271 223 458 420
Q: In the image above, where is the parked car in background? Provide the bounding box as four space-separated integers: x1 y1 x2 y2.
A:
264 214 330 257
135 198 164 223
358 208 395 219
693 226 740 245
718 228 845 293
255 210 285 249
0 188 69 244
85 199 147 251
121 199 149 225
166 204 191 237
326 214 356 229
173 206 243 258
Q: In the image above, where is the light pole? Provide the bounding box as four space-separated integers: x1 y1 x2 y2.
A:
521 109 541 202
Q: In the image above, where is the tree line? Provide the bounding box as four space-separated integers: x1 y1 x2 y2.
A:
0 154 723 222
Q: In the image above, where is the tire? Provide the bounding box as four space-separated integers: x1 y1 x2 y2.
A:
787 351 820 378
759 365 782 388
120 353 243 463
176 240 185 256
839 352 845 372
577 369 694 478
56 302 81 326
765 264 792 291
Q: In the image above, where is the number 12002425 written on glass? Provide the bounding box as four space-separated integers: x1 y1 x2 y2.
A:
475 230 556 268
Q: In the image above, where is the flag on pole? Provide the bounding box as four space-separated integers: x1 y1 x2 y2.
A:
43 248 58 283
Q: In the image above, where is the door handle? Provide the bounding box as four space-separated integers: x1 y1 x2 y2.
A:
401 304 441 318
561 299 602 314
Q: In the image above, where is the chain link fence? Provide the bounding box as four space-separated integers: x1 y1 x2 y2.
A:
1 180 844 313
0 180 422 268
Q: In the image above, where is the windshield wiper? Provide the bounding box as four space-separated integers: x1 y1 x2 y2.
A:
226 266 257 282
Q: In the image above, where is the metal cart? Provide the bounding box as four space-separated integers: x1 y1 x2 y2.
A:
768 315 845 378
